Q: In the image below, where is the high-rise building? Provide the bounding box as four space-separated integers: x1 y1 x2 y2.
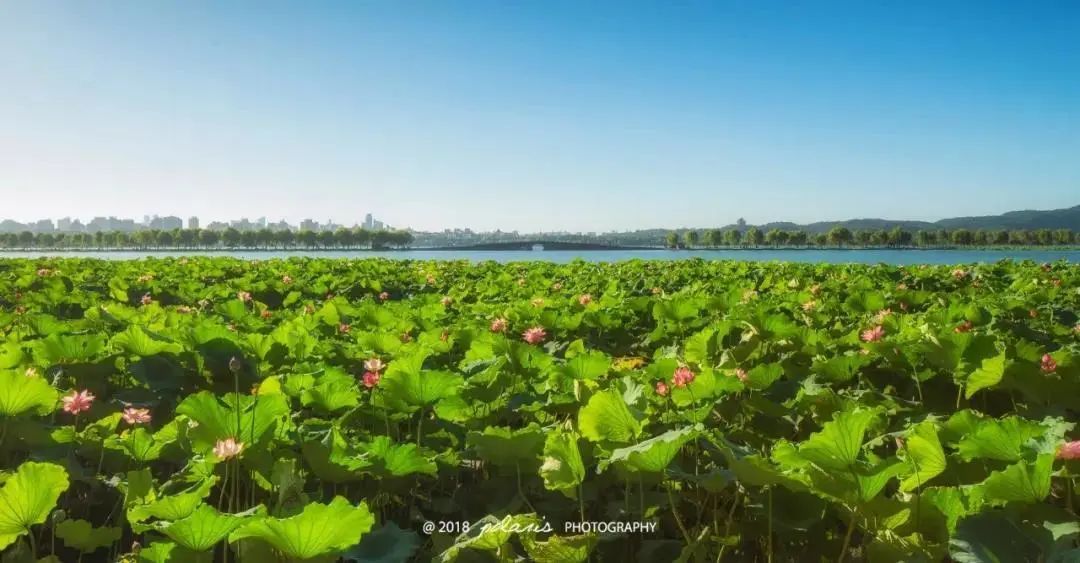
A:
57 217 73 231
300 219 318 231
364 213 374 230
188 216 199 229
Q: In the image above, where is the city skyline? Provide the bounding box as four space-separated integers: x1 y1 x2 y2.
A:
0 213 392 234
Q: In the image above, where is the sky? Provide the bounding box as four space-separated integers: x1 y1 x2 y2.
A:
1 1 1078 232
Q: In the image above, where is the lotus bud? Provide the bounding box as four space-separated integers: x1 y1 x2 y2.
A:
229 356 242 374
573 379 583 402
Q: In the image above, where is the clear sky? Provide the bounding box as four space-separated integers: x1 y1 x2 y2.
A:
1 1 1077 232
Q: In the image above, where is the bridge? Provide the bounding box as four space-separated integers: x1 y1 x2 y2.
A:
425 240 657 251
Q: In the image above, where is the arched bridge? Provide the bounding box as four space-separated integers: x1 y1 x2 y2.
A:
427 240 655 251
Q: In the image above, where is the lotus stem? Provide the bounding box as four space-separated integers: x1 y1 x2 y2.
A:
837 508 858 563
667 484 692 546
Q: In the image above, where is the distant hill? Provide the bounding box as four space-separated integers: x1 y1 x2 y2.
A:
724 205 1080 233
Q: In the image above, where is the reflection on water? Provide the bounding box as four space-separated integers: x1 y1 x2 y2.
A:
2 248 1078 264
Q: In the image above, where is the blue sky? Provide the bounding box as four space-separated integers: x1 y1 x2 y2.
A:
1 1 1077 232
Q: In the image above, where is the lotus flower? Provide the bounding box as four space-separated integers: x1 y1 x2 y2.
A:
140 293 153 306
379 292 390 301
1029 309 1039 318
1041 262 1052 272
281 275 293 285
213 438 244 460
122 407 152 425
238 291 252 303
655 381 669 396
531 298 545 307
672 366 695 388
552 282 563 291
522 327 547 345
137 274 153 283
954 320 973 333
400 332 413 343
362 371 380 389
578 294 592 306
260 309 272 319
861 325 885 342
517 278 527 287
540 457 562 473
1051 278 1062 287
651 287 662 295
338 323 351 334
426 275 436 285
176 305 192 314
734 368 749 383
36 268 52 277
364 358 386 373
1057 440 1080 460
490 318 508 333
809 284 822 296
872 309 892 323
1041 354 1057 373
951 269 967 280
440 296 453 306
802 300 817 312
61 390 95 415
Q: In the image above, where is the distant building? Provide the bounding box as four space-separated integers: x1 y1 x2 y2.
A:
149 216 182 230
364 213 374 230
300 219 318 231
57 217 73 231
32 219 55 233
188 216 199 229
373 220 384 230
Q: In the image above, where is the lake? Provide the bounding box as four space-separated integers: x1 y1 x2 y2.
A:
2 248 1079 264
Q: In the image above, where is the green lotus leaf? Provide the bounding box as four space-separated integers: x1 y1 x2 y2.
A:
342 522 421 563
55 519 121 553
604 426 699 473
153 504 265 552
137 541 212 563
976 453 1053 505
300 368 360 414
0 462 70 550
956 416 1043 462
301 426 371 483
176 391 290 452
965 350 1006 399
539 430 585 498
230 497 374 561
466 425 546 468
899 422 947 492
796 408 879 471
111 325 184 356
577 390 641 443
0 370 58 417
363 436 437 477
30 333 107 364
128 478 217 525
436 514 540 562
378 352 463 413
560 351 610 381
522 533 597 563
0 342 24 369
744 363 783 391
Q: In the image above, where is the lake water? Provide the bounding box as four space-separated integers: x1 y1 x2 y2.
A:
2 248 1079 264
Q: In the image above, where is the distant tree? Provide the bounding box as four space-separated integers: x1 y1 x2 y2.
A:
788 230 808 247
684 230 699 248
855 230 872 246
179 229 197 249
950 229 974 246
257 229 275 249
973 230 989 246
827 227 853 247
241 231 258 248
199 229 220 248
222 228 242 248
723 229 742 247
936 229 949 246
18 231 33 248
704 229 723 248
1034 229 1053 246
992 230 1010 245
298 230 317 249
744 227 763 247
275 229 295 249
156 230 175 248
871 230 888 247
354 228 372 249
1009 230 1028 245
764 229 782 246
813 232 828 246
664 232 679 249
1053 229 1073 245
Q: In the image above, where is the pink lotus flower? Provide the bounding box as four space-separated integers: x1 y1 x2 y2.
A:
552 282 563 291
734 368 749 383
651 287 662 295
122 407 152 425
36 268 52 277
895 283 908 291
801 300 817 312
238 291 252 303
61 390 95 415
809 284 822 296
362 371 380 389
1041 354 1057 373
517 278 527 287
260 309 272 319
490 318 508 333
213 437 244 460
338 323 351 334
440 330 450 342
140 293 153 306
954 320 973 333
281 275 293 285
1051 279 1062 287
137 274 153 283
578 294 592 306
364 358 386 373
1057 440 1080 460
655 381 669 396
531 298 545 308
176 305 192 314
522 327 547 345
440 296 453 306
951 269 967 280
379 292 390 301
861 325 885 342
672 366 695 388
426 275 436 285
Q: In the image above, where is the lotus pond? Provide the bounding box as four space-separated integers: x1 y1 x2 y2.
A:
0 257 1078 562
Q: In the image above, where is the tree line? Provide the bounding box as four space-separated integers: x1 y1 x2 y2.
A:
665 226 1078 249
0 227 415 250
